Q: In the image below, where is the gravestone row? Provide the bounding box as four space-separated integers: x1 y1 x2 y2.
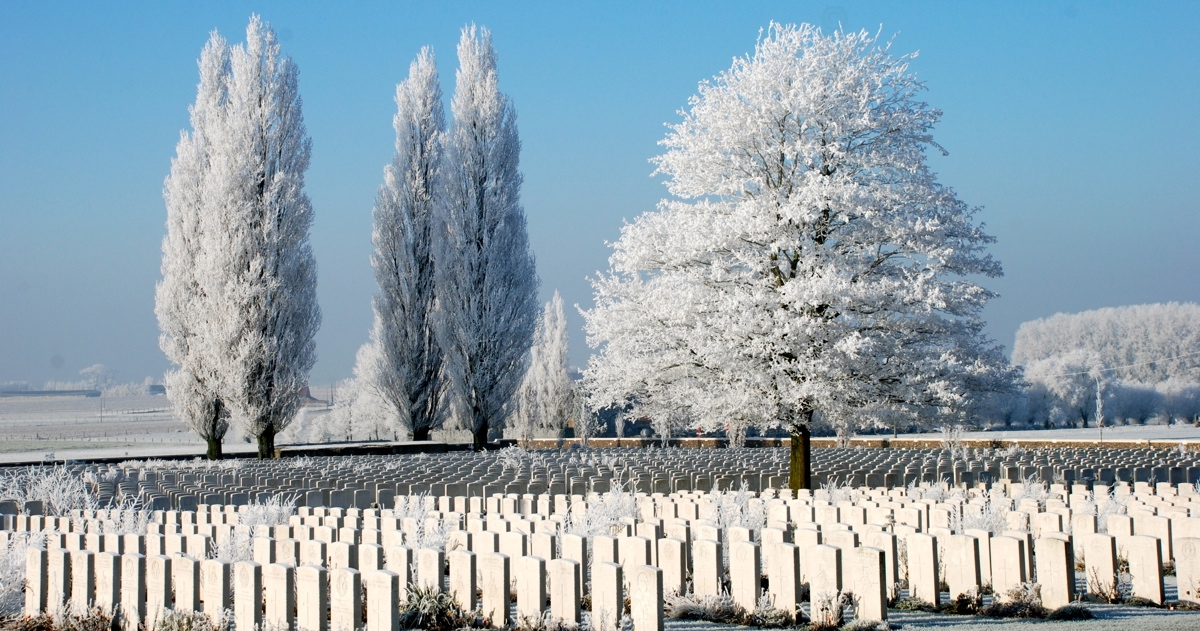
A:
12 477 1200 630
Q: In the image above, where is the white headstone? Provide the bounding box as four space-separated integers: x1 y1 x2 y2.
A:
692 538 722 597
548 559 580 624
365 570 400 631
120 554 146 631
656 538 686 596
70 549 95 612
591 562 623 631
766 542 800 617
729 541 760 611
906 533 940 607
297 565 329 631
144 554 171 630
264 563 296 630
849 546 886 623
330 568 363 631
989 536 1026 599
808 545 843 628
629 565 663 631
25 547 46 616
416 548 444 592
449 549 476 611
480 552 511 628
1083 533 1118 601
1033 537 1075 609
1125 534 1164 605
516 556 546 620
944 535 981 599
1176 537 1200 605
201 559 230 621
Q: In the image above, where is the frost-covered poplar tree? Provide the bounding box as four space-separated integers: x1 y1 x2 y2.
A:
512 291 575 445
436 25 539 450
157 32 231 459
360 48 446 440
582 23 1014 490
204 16 320 458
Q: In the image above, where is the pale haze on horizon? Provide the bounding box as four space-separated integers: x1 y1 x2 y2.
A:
1 2 1197 388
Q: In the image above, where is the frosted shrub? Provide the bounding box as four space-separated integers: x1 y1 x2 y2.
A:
393 493 434 524
940 424 966 459
94 497 150 536
951 488 1009 534
712 481 766 533
1094 488 1128 534
562 479 637 539
1013 476 1049 509
409 516 454 551
0 532 42 614
0 465 97 516
210 531 254 564
664 591 739 622
392 493 454 551
157 607 230 631
239 494 297 528
809 590 847 630
817 478 858 505
909 480 953 503
980 581 1047 618
496 445 548 473
286 456 316 470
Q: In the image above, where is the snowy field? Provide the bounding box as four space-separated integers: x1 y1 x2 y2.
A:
0 394 203 462
1 394 1198 466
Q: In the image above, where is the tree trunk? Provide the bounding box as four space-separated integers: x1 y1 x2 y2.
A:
789 417 813 494
205 437 222 460
472 421 489 451
257 425 276 459
412 426 430 441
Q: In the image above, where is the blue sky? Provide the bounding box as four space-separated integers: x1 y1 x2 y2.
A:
1 2 1197 388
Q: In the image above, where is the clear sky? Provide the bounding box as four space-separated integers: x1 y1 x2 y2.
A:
1 2 1197 388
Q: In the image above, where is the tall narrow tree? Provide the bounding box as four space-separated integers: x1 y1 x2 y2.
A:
359 48 446 440
157 32 231 459
437 25 539 450
512 291 575 445
206 16 320 458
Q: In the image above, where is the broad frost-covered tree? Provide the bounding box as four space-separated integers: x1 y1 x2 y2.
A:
512 291 575 445
436 25 539 450
157 32 231 459
359 48 446 440
199 16 320 459
582 24 1014 490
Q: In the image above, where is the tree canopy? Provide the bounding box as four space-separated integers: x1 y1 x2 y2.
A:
582 23 1014 485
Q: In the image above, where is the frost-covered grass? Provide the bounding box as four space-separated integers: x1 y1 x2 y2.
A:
664 591 798 628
